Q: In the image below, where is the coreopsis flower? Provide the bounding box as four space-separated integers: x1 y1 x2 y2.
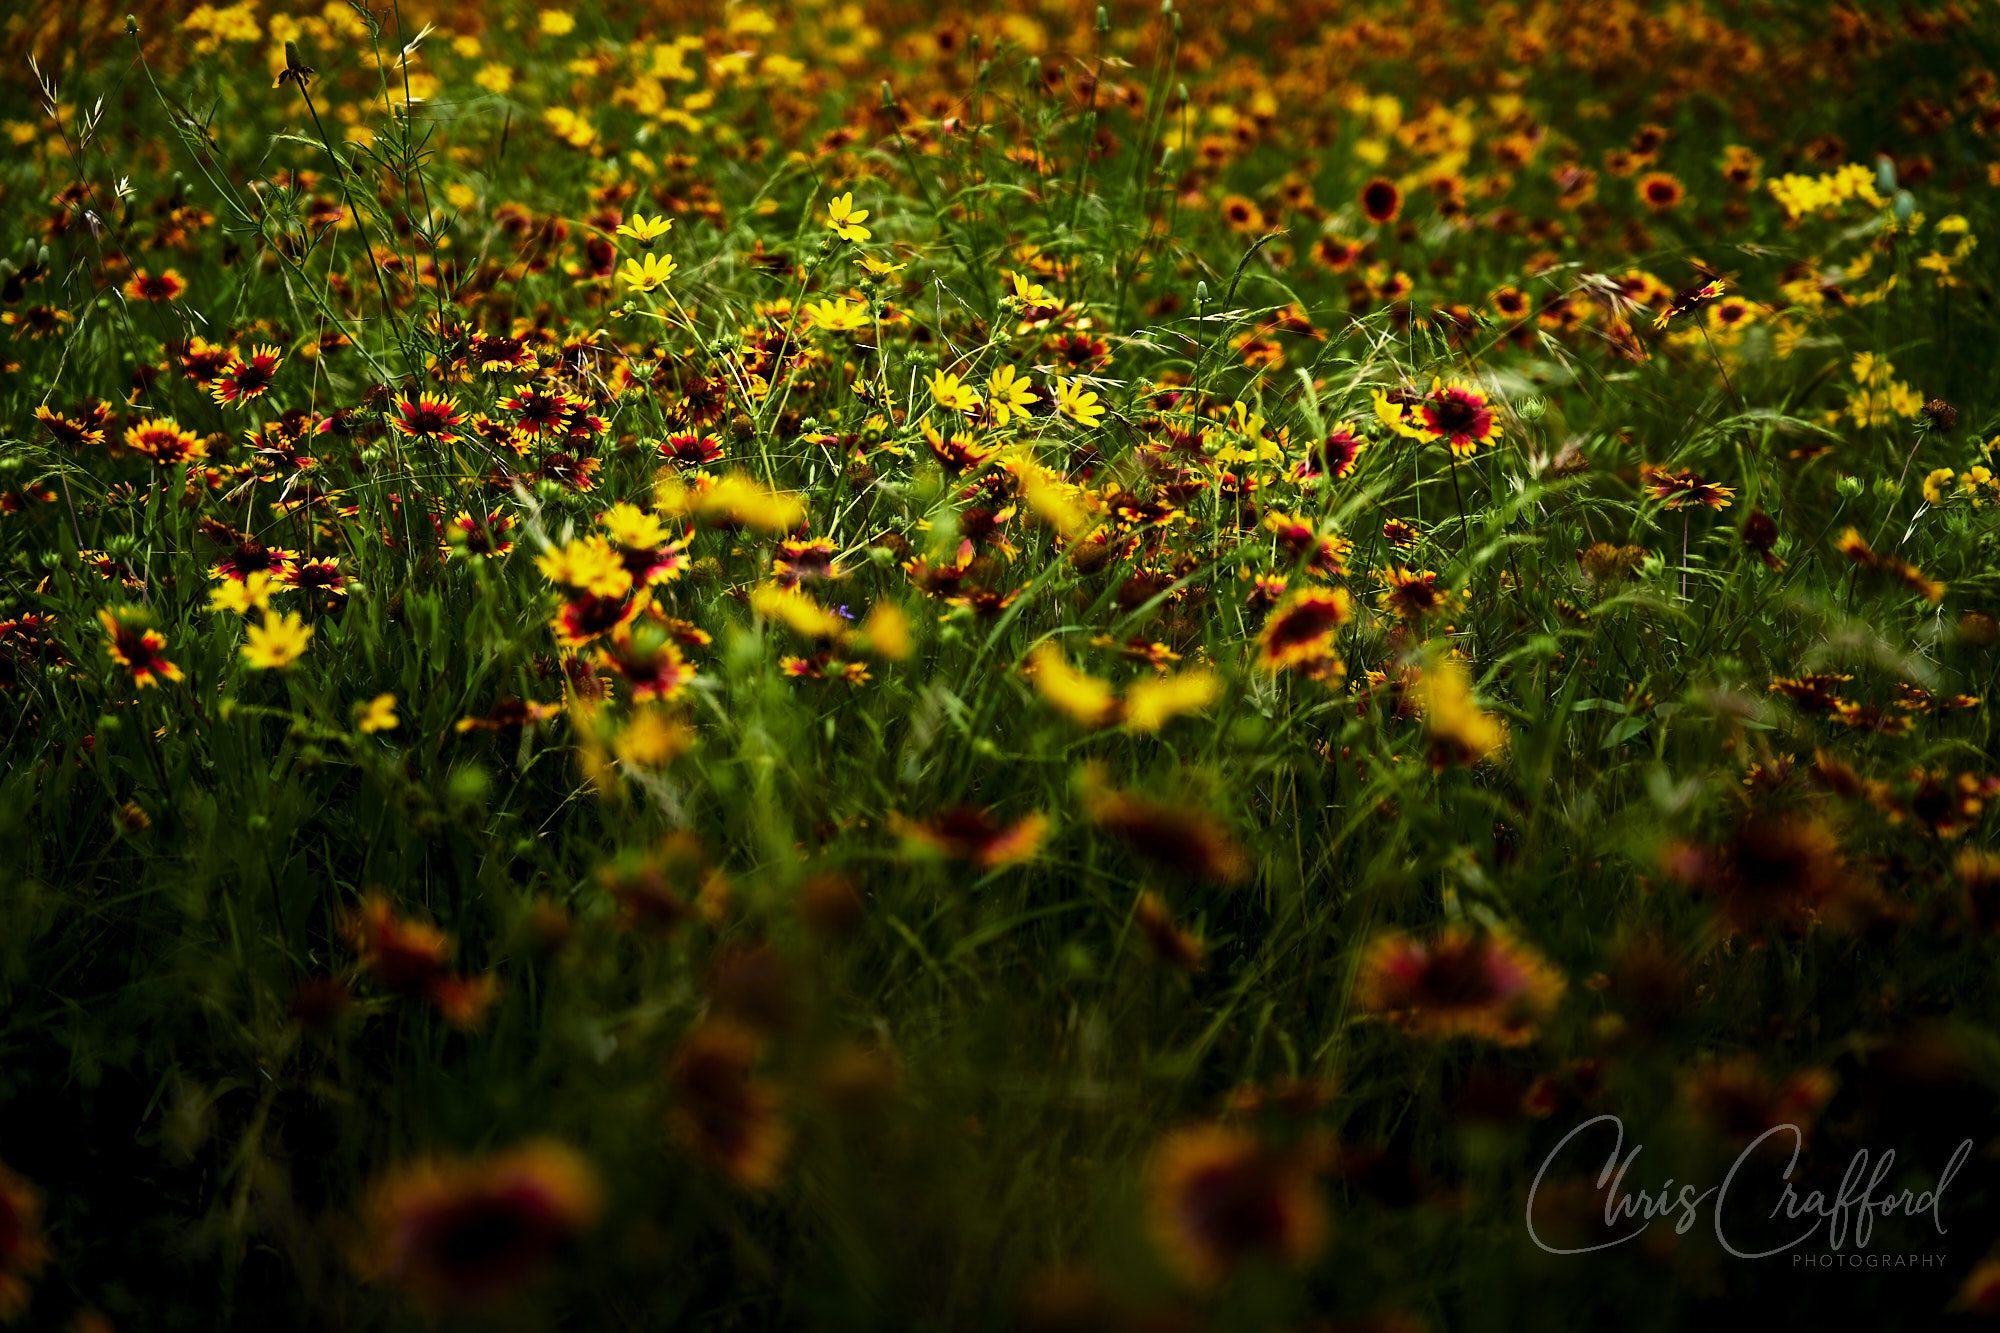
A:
1256 586 1352 673
893 806 1048 868
823 191 871 242
620 251 678 291
803 297 869 333
1146 1124 1326 1286
1636 171 1685 211
985 364 1039 426
659 431 725 469
99 606 183 688
356 693 400 733
669 1020 791 1189
1053 377 1106 428
1026 642 1118 727
1293 427 1366 483
501 384 572 436
597 620 697 700
536 536 633 600
0 1160 49 1322
208 569 279 615
123 268 186 302
1390 379 1500 456
1375 566 1463 622
858 254 907 279
1682 1057 1835 1147
1123 669 1221 733
392 393 465 440
1642 464 1734 509
1359 176 1403 224
926 369 982 416
123 418 206 464
1410 651 1507 768
1085 783 1248 886
598 503 689 587
1652 276 1727 329
1358 926 1563 1044
241 609 312 669
356 1142 601 1310
616 211 673 245
211 344 283 406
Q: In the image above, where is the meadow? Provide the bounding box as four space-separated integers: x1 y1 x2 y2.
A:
3 0 2000 1328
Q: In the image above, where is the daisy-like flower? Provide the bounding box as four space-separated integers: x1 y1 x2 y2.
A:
536 536 633 600
926 369 982 416
1256 586 1353 672
208 569 279 615
357 692 400 733
659 431 725 469
356 1141 601 1310
392 393 465 440
1406 379 1500 457
1293 427 1367 483
242 609 313 669
985 365 1039 427
891 806 1048 868
1358 925 1564 1044
1359 176 1403 224
616 211 674 245
1146 1124 1327 1286
824 191 872 243
123 268 186 302
620 251 678 292
500 384 572 437
122 418 207 464
1641 464 1735 510
858 254 907 279
1375 566 1463 622
1054 377 1106 428
803 297 869 333
669 1020 791 1189
598 620 698 701
99 606 184 689
211 344 283 407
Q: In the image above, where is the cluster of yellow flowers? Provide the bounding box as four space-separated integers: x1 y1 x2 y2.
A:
1766 162 1886 220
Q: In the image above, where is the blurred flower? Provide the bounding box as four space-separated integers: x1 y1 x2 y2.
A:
1146 1124 1326 1285
356 1141 600 1310
1359 926 1562 1044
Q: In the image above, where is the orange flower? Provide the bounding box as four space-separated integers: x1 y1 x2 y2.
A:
668 1021 790 1189
1358 926 1563 1044
1146 1124 1326 1285
356 1142 600 1309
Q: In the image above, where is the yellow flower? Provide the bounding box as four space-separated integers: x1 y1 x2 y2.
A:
357 693 400 733
804 297 870 333
1054 377 1106 429
859 254 906 278
985 365 1039 427
751 584 847 640
539 10 577 36
927 369 983 416
620 252 678 292
825 191 872 243
616 212 674 246
1027 643 1117 727
1124 669 1222 732
536 536 633 598
242 609 313 670
209 570 277 615
1923 468 1955 506
1009 271 1054 306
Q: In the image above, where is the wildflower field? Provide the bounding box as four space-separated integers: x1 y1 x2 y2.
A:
5 0 2000 1327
